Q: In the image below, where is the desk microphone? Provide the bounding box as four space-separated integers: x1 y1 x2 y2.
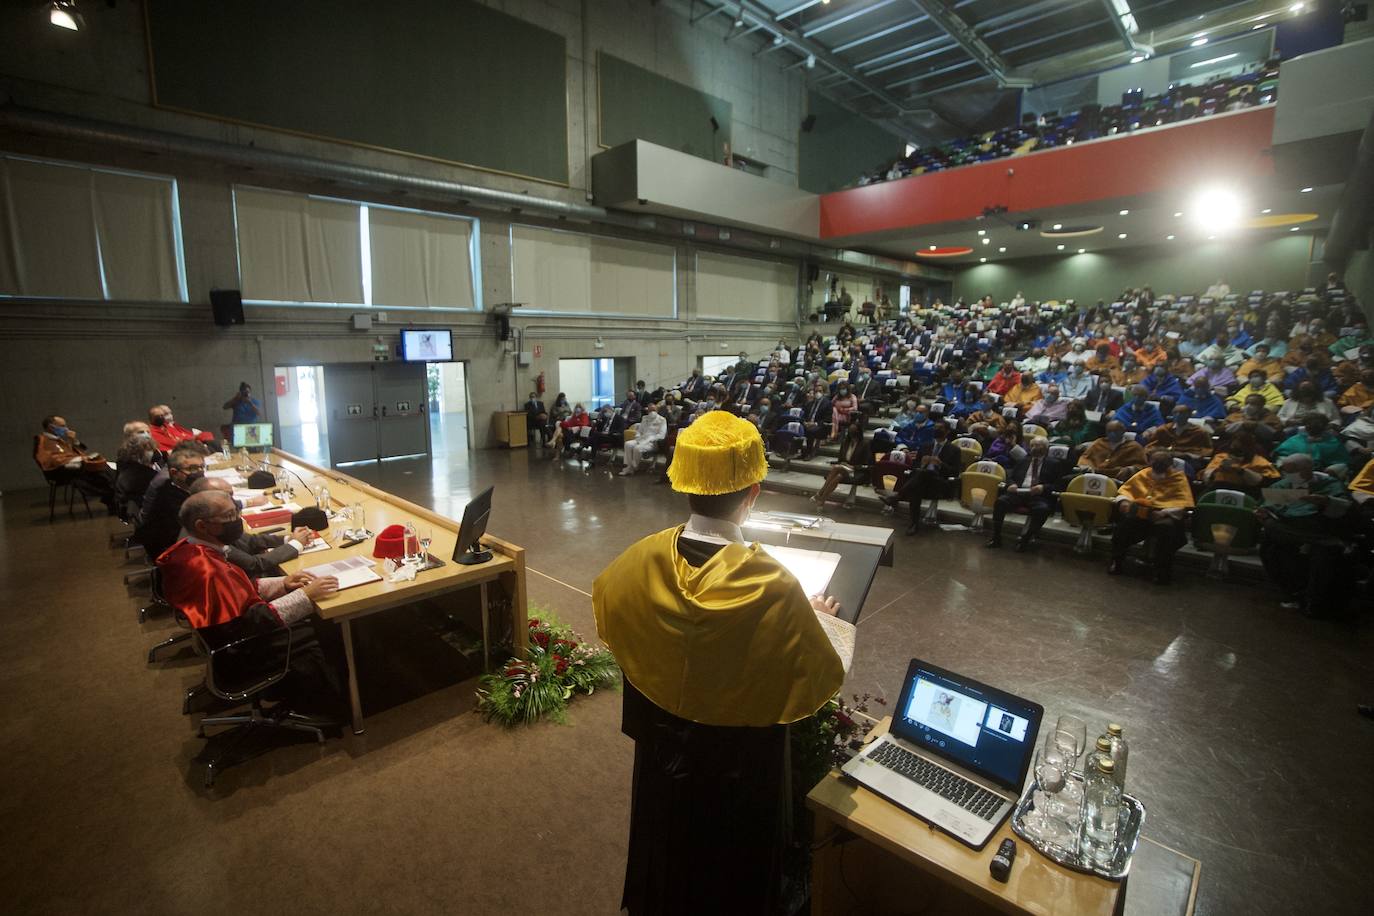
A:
264 463 319 506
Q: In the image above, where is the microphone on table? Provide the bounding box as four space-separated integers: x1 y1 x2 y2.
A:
258 463 330 531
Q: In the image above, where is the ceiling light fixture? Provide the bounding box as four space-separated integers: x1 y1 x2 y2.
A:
1119 209 1130 216
1189 186 1245 235
980 257 987 263
1052 223 1062 230
1252 23 1265 29
998 247 1006 252
1056 244 1065 250
1300 186 1313 192
1261 208 1271 213
929 245 936 250
1190 53 1239 69
1166 234 1175 240
1191 35 1209 47
1174 211 1183 218
1130 55 1146 64
1290 2 1305 11
1290 226 1300 231
48 1 81 30
1118 233 1128 239
977 229 986 235
1078 248 1086 254
773 35 784 46
982 237 990 245
806 54 816 69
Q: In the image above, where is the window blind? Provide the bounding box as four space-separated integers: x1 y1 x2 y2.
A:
510 225 674 316
694 251 796 322
368 207 476 310
0 157 104 298
235 187 363 304
92 171 182 301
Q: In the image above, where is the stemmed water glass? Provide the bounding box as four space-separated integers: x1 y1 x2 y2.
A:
1054 714 1088 804
418 526 433 564
1025 746 1075 853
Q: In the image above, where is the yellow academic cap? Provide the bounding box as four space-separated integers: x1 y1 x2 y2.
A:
668 410 768 495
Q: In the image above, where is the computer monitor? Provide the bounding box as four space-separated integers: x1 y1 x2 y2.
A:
453 486 494 565
400 329 453 362
231 423 274 450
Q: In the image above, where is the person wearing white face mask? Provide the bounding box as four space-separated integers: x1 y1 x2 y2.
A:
1059 363 1093 400
1256 453 1352 616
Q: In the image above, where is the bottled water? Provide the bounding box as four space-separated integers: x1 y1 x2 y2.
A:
1079 754 1122 869
1106 723 1129 790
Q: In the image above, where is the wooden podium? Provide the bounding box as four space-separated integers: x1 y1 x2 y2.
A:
491 410 528 448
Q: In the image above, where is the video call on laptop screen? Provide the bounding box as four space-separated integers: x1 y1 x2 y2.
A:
894 661 1041 790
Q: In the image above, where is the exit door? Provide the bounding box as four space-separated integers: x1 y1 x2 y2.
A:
324 362 430 465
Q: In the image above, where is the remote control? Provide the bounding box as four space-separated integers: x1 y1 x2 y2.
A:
989 838 1016 882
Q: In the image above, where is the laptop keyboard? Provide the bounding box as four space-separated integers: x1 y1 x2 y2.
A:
869 741 1004 821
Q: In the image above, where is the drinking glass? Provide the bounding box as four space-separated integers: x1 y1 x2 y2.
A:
350 504 366 538
1054 715 1088 804
418 526 433 563
1025 748 1075 852
403 522 419 565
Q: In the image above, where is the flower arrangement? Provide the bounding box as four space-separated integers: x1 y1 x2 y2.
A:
475 612 620 726
790 692 886 805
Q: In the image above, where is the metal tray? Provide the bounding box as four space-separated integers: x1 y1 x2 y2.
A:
1009 770 1146 881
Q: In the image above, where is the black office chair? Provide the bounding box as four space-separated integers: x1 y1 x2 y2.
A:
193 624 326 787
146 568 194 663
33 436 91 523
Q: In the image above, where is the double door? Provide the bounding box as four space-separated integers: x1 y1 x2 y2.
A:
325 362 430 465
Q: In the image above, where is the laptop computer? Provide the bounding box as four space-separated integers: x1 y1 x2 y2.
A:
841 658 1043 850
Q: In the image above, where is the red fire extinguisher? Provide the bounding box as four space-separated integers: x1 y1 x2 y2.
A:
536 371 546 396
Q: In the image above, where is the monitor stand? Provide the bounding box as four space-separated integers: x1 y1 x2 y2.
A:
457 541 494 565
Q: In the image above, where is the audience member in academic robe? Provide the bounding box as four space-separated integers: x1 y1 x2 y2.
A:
881 421 961 535
1233 369 1285 410
1133 337 1170 369
1049 401 1101 451
1277 381 1340 432
158 491 344 721
1078 420 1148 481
1112 387 1164 437
1274 415 1350 476
592 411 847 916
985 437 1069 552
1178 378 1228 421
1145 405 1214 464
34 414 117 513
136 442 208 561
1222 394 1284 452
1024 386 1068 426
147 404 215 453
1002 376 1042 411
1143 364 1185 401
1197 332 1245 368
1238 343 1285 383
985 360 1021 397
1333 345 1373 389
1084 343 1119 376
1187 357 1238 397
1282 357 1339 398
1108 455 1195 584
984 425 1023 470
1200 430 1279 497
1256 453 1352 618
1110 355 1147 388
1337 368 1374 418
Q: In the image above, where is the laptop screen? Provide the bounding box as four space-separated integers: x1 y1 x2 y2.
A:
890 658 1043 792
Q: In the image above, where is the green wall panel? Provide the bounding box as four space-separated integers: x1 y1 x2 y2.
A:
951 235 1316 306
147 0 568 184
598 52 731 162
799 92 906 194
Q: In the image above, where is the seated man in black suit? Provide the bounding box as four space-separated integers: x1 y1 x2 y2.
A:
589 405 625 454
523 392 548 447
986 437 1069 551
136 441 207 560
881 421 961 535
799 388 832 459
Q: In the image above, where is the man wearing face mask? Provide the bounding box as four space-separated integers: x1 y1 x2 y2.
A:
187 477 313 576
1256 453 1352 617
1059 363 1093 401
136 442 210 561
1274 415 1349 476
1145 405 1214 464
881 421 962 535
1110 356 1146 388
1025 384 1068 425
1078 420 1148 481
35 414 118 514
593 411 848 916
1178 378 1228 421
1197 332 1245 369
1236 369 1285 410
1238 343 1284 384
1112 386 1164 437
1108 454 1195 583
986 437 1068 551
146 404 215 453
1188 357 1238 398
158 491 344 721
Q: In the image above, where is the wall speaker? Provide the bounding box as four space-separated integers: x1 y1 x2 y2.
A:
210 289 244 326
801 114 816 133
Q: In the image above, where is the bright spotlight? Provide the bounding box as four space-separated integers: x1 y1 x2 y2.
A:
998 247 1007 252
1130 55 1146 64
1118 233 1128 239
1190 187 1244 234
1056 244 1065 250
1077 248 1086 254
977 229 986 235
1052 223 1062 230
1191 35 1208 47
1119 209 1130 216
1300 186 1313 193
1166 234 1176 240
982 238 990 245
1173 211 1183 218
49 1 81 30
980 257 987 263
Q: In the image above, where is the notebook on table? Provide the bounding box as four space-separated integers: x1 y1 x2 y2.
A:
304 555 381 590
842 657 1042 850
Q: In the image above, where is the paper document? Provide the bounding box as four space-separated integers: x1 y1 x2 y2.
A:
205 469 245 484
290 537 332 556
304 555 381 590
1261 487 1309 506
761 544 841 599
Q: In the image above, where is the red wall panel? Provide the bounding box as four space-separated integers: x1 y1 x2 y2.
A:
819 107 1277 240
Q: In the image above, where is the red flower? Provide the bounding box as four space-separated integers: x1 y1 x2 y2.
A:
554 656 569 675
528 618 542 629
532 631 550 649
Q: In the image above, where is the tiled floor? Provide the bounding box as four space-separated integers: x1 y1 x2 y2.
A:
1 444 1370 915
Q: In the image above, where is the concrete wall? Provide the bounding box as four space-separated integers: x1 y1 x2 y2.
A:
0 0 830 493
951 234 1321 305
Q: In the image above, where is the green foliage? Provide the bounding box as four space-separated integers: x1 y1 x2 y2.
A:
475 609 620 727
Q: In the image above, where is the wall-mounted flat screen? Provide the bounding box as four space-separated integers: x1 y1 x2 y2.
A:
401 329 453 362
